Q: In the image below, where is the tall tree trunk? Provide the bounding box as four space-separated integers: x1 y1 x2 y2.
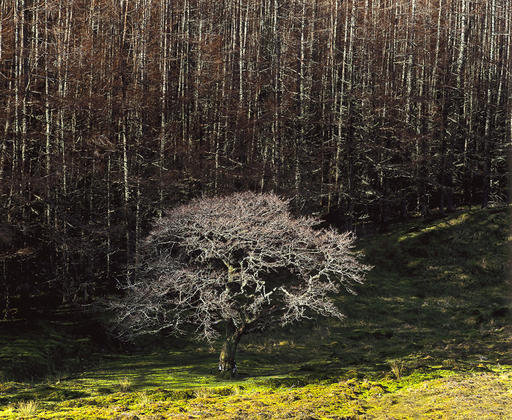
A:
482 0 496 208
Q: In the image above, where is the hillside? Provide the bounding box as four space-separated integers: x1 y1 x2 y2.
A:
0 206 511 419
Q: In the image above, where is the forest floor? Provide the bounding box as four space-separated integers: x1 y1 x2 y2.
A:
0 205 511 419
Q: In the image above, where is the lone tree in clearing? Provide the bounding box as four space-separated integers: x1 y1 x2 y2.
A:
109 192 370 375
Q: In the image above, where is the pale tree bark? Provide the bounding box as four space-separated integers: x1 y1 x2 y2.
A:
342 0 356 223
57 0 73 300
334 0 355 208
439 0 458 214
269 0 282 191
294 0 308 196
325 0 338 212
106 155 112 278
416 1 428 216
0 0 8 185
405 0 416 126
158 0 170 217
482 0 496 207
44 0 52 224
9 0 23 222
177 0 190 162
506 1 512 203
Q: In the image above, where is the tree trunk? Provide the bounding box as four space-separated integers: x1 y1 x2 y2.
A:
218 321 244 377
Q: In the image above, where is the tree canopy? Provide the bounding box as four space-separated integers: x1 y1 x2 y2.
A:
109 192 370 373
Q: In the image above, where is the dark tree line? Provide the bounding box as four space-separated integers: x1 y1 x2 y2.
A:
0 0 510 313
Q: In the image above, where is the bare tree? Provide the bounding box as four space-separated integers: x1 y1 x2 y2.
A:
109 192 370 376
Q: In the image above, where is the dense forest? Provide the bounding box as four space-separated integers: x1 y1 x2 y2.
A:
0 0 510 312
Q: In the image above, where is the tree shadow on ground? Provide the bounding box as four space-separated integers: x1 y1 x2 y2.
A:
1 207 509 398
234 207 511 382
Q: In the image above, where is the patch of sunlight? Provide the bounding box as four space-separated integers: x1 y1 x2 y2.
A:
406 259 422 268
398 212 470 242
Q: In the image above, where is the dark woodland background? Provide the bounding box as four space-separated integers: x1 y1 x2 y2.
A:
0 0 510 316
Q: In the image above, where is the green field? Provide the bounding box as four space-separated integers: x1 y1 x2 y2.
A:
1 206 511 419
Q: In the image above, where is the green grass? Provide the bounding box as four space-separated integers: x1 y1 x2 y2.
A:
0 318 97 383
0 205 510 418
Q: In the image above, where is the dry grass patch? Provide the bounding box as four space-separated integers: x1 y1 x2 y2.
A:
16 400 40 418
366 372 512 419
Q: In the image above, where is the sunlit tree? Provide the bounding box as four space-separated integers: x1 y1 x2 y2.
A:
109 192 370 375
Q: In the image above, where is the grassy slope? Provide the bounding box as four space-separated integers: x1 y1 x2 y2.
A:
0 206 511 419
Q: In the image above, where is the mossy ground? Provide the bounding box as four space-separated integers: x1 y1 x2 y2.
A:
1 206 511 419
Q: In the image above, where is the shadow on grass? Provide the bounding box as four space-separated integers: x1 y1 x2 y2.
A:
324 207 511 375
224 206 510 384
0 206 510 404
74 207 512 388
